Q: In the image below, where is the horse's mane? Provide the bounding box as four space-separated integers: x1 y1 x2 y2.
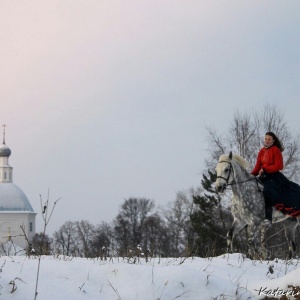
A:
219 153 250 171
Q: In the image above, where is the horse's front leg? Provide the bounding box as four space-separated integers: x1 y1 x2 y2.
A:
227 218 246 253
260 221 272 259
247 221 262 259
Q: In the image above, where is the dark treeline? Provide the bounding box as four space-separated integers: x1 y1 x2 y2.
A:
32 190 200 258
31 103 300 259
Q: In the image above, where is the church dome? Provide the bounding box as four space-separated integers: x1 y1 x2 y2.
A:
0 144 11 157
0 183 34 212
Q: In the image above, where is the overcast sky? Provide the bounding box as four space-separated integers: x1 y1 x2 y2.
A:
1 1 300 234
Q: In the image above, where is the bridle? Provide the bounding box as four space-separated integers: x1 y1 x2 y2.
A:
216 160 234 185
216 160 261 190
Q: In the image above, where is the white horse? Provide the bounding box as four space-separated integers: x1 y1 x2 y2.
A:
215 152 299 258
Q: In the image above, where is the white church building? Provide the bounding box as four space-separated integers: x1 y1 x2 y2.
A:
0 131 36 251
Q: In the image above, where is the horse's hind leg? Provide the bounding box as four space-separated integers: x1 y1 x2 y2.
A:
227 219 246 253
283 219 298 259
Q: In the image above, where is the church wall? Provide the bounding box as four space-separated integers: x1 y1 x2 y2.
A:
0 212 36 250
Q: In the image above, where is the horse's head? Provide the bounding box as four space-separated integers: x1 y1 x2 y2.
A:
215 151 234 193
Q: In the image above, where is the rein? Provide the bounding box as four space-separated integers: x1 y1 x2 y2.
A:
229 177 258 186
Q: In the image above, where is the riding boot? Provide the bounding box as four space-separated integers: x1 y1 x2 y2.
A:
265 205 272 222
263 194 273 222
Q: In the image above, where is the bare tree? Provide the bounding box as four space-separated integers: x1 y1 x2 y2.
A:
161 187 201 256
114 214 131 255
31 233 52 255
75 220 95 257
90 222 113 258
113 198 155 255
143 213 166 257
53 221 79 256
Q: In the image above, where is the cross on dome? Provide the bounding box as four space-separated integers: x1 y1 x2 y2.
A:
3 124 6 144
0 125 11 157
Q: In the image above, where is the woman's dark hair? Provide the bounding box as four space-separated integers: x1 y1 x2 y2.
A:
265 131 284 151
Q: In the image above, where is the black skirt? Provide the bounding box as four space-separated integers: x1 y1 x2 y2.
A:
260 171 300 217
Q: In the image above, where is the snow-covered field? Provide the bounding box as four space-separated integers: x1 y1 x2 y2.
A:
1 253 300 299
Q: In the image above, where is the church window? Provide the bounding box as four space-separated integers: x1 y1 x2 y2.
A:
30 222 33 232
4 172 6 179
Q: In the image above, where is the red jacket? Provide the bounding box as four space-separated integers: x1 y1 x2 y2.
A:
251 145 283 176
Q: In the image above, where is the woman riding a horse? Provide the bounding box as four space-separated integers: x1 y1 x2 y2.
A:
215 133 300 258
251 131 300 226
